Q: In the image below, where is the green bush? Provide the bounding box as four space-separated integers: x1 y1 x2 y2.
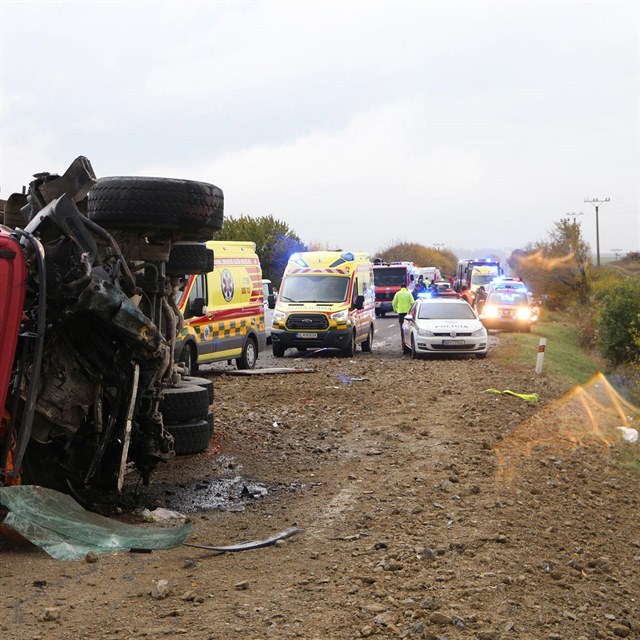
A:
596 279 640 365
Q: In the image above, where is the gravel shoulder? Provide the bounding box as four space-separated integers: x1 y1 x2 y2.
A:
1 338 638 640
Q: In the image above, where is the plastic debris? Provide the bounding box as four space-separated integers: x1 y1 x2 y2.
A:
183 526 303 553
140 507 187 522
224 368 314 375
485 388 539 402
0 485 191 560
337 372 370 384
617 426 638 443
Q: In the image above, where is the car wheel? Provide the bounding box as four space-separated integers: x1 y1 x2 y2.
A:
273 343 286 358
166 414 214 456
380 311 386 318
180 342 199 375
236 336 258 370
411 335 419 359
87 176 224 236
166 243 214 276
343 331 356 357
361 325 373 352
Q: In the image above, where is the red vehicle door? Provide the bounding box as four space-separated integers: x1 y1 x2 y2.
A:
0 230 26 412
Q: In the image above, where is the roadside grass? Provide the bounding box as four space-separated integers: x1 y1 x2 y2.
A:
491 312 639 475
490 311 603 390
617 448 640 474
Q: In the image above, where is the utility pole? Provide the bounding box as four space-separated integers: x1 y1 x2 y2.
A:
584 198 610 267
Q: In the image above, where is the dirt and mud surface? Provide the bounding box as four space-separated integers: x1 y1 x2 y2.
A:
1 333 639 640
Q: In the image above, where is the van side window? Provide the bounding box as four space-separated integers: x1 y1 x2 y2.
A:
185 274 207 319
352 278 360 305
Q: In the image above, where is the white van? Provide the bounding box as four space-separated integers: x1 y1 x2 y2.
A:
262 279 276 343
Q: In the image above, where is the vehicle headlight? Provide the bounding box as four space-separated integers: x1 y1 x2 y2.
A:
471 327 486 337
483 305 498 318
273 310 286 324
516 307 531 320
417 328 435 337
331 309 349 323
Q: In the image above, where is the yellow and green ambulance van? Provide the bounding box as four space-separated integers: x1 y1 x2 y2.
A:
175 241 267 372
271 251 375 357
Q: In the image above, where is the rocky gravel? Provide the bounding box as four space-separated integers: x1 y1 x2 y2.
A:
0 337 639 640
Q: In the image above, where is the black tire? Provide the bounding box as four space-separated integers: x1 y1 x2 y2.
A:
87 176 224 235
179 342 199 375
380 311 386 318
166 243 214 276
375 309 381 318
160 384 210 424
343 331 356 357
182 375 214 404
236 336 258 370
167 414 214 456
411 335 419 359
361 325 373 352
273 344 286 357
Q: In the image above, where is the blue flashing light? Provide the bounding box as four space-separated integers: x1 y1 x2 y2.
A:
290 253 308 268
341 252 355 261
417 292 432 299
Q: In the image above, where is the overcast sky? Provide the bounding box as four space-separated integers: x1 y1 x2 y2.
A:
1 1 638 258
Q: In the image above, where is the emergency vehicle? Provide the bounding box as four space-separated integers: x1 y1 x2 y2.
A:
415 266 442 284
455 258 503 297
372 260 416 317
176 241 267 373
271 251 375 357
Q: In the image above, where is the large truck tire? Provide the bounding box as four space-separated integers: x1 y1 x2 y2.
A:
166 414 214 456
87 176 223 235
159 384 211 424
182 375 214 404
166 243 214 276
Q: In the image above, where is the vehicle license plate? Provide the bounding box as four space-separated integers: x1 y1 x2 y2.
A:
501 310 512 317
442 340 464 345
297 332 318 339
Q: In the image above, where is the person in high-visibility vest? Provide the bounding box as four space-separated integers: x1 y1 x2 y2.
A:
392 282 415 342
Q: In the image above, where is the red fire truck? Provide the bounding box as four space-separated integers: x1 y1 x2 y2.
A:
372 260 416 317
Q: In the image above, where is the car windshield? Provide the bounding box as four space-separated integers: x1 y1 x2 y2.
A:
487 292 528 305
279 275 349 303
374 267 406 287
417 302 476 320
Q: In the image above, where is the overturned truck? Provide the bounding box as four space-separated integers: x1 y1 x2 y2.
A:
0 157 222 494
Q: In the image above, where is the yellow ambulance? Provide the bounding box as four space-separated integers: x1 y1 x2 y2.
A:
175 241 267 372
271 251 375 357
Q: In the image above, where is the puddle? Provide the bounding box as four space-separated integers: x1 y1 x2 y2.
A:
136 457 267 513
146 475 270 513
